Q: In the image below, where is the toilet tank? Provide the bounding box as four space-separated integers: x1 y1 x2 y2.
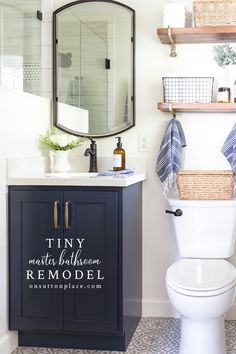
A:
167 199 236 258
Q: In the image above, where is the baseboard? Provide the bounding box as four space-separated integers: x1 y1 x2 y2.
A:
142 299 179 318
142 300 236 320
0 331 17 354
226 303 236 320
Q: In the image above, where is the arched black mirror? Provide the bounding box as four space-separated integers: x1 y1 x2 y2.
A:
53 0 135 138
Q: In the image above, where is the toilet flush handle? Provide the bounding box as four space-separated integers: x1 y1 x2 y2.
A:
165 209 183 217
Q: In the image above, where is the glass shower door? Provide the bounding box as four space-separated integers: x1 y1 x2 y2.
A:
57 8 109 136
0 0 41 95
80 21 108 135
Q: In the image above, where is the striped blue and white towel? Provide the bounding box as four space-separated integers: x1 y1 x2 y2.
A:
156 118 186 195
98 169 134 177
221 122 236 173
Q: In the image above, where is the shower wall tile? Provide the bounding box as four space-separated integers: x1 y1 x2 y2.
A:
3 12 24 20
24 84 40 94
3 41 40 61
24 54 42 65
21 45 41 58
108 97 115 111
108 112 115 127
23 17 41 35
16 0 41 13
38 91 52 99
2 0 41 17
59 28 81 37
3 18 24 35
24 63 40 81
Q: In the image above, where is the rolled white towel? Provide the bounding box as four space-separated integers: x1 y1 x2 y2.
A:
164 3 186 10
163 20 186 27
163 4 188 28
163 23 186 28
163 18 186 23
163 16 186 20
163 16 186 21
163 3 187 19
163 9 187 14
163 21 186 24
163 13 186 17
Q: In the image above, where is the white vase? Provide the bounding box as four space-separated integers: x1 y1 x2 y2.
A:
50 150 71 173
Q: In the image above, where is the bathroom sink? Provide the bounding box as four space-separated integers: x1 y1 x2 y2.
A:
45 172 99 178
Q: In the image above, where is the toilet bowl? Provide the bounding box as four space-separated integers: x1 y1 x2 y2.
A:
166 199 236 354
166 259 236 354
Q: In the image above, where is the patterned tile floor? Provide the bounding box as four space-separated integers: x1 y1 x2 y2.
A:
11 317 236 354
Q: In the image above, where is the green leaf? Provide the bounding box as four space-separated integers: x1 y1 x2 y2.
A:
213 44 236 66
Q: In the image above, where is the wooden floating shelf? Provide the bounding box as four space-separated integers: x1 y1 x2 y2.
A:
157 26 236 44
158 102 236 113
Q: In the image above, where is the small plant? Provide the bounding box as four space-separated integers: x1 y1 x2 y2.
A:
213 44 236 66
39 129 84 151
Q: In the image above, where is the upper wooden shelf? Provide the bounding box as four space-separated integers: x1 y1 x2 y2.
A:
158 102 236 113
157 26 236 44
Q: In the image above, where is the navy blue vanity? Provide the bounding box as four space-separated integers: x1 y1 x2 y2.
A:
8 181 143 350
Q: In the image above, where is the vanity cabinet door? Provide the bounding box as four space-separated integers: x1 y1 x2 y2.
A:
9 190 64 331
63 190 119 333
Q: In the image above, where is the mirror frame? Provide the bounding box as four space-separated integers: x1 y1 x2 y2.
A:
53 0 135 138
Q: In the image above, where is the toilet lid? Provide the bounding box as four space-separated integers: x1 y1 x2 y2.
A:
166 259 236 293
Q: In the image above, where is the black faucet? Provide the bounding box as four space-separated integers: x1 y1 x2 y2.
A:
84 138 98 173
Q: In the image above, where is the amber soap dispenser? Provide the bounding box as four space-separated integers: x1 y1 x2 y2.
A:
113 137 126 171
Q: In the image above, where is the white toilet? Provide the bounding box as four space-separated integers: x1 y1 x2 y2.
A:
166 198 236 354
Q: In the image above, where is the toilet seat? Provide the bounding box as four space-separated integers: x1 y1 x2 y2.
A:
166 259 236 297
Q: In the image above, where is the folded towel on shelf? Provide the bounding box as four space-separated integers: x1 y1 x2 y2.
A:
163 3 191 28
163 3 186 11
221 122 236 173
98 169 134 177
163 20 186 28
156 118 186 195
163 14 187 28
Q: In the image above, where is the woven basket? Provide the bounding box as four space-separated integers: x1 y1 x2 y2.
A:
177 170 234 200
193 0 236 26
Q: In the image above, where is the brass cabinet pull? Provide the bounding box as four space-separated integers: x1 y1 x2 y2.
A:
65 201 70 229
53 201 60 229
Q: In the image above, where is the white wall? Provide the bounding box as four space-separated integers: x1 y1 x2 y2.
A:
2 0 236 352
53 0 236 319
0 87 50 353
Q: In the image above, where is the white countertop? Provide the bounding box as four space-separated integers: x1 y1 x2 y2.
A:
7 172 146 187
